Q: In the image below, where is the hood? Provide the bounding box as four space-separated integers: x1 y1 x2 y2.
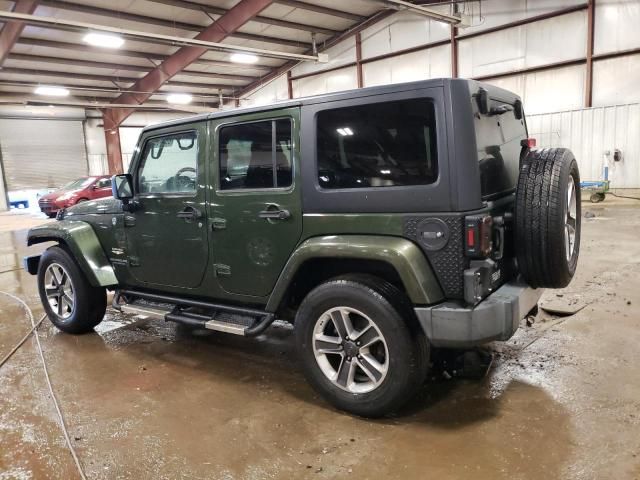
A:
40 189 67 201
63 196 122 217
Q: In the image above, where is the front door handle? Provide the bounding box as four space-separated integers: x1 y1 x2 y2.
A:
258 209 291 220
177 206 202 222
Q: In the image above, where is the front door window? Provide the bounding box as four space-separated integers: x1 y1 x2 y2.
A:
137 131 198 194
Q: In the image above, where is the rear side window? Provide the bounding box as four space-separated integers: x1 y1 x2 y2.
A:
316 98 438 189
219 119 292 190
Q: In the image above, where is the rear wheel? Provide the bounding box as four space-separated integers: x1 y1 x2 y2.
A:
37 246 106 334
295 276 428 417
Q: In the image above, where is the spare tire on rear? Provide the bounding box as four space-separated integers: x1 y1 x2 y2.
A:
515 148 581 288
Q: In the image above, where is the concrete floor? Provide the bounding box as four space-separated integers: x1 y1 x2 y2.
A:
0 198 639 480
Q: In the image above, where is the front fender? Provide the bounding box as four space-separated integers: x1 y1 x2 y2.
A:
266 235 444 311
27 220 118 287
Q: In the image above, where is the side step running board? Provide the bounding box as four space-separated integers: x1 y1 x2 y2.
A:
117 292 275 337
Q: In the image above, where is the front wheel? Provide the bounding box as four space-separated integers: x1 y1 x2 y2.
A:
37 246 107 334
295 276 428 417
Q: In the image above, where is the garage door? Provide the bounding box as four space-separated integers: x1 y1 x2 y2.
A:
0 119 88 191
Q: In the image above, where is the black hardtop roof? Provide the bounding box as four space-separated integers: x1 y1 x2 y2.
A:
143 77 519 132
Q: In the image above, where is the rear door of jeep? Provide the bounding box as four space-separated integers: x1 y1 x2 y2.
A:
208 108 303 297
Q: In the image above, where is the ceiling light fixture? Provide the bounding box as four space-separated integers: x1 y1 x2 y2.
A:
230 53 259 64
34 85 70 96
166 93 192 105
83 32 124 49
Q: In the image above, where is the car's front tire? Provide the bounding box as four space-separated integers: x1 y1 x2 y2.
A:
295 275 428 417
37 246 106 334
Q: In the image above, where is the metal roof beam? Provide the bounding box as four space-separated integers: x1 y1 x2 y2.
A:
0 67 238 91
0 80 224 100
0 94 216 112
375 0 463 24
145 0 338 35
0 0 38 66
238 9 392 99
7 52 258 81
39 0 312 49
103 0 276 130
16 37 273 71
273 0 364 21
0 10 323 62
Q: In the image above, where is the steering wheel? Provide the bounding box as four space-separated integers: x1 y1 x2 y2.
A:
176 167 196 178
167 167 196 191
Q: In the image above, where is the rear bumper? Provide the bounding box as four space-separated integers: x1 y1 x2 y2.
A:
414 280 543 348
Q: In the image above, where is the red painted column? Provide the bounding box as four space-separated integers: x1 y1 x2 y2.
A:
104 123 124 175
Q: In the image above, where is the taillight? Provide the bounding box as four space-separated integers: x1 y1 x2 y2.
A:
520 138 537 148
465 215 493 258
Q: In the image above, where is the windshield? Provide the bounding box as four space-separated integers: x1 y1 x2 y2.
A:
61 177 94 191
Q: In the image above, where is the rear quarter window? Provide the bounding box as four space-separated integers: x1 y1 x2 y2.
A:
316 98 438 189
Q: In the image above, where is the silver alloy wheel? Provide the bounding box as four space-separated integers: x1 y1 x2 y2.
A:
565 176 578 261
44 263 75 320
312 306 389 394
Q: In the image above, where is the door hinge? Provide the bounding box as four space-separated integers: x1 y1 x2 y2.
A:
211 217 227 230
214 263 231 276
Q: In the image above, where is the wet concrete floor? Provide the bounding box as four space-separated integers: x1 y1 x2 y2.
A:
0 200 639 480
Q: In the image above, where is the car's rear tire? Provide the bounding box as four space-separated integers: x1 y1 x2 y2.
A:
295 275 428 418
37 246 106 334
515 148 581 288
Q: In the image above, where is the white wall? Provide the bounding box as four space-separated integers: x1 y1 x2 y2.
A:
235 0 640 190
241 0 640 115
528 103 640 188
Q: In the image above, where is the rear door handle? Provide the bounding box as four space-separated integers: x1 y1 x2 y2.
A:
258 209 291 220
177 206 202 221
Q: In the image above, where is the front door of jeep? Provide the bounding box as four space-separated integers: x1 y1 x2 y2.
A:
125 123 209 288
210 109 302 297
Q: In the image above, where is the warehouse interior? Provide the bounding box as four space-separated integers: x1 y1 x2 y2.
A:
1 0 639 478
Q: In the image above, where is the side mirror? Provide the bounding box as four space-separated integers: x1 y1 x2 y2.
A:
111 174 133 202
476 87 490 115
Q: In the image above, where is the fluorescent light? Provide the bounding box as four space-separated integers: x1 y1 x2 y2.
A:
34 85 69 96
83 32 124 49
230 53 258 64
166 93 192 105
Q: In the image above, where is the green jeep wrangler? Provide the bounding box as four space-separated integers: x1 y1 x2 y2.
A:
24 79 581 417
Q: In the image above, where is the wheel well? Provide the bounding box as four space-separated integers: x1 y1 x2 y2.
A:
28 236 67 248
277 258 408 319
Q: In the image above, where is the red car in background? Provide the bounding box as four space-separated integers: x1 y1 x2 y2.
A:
38 175 112 218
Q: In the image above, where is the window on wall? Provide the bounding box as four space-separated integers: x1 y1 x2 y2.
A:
138 131 198 194
219 118 292 190
316 98 438 189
